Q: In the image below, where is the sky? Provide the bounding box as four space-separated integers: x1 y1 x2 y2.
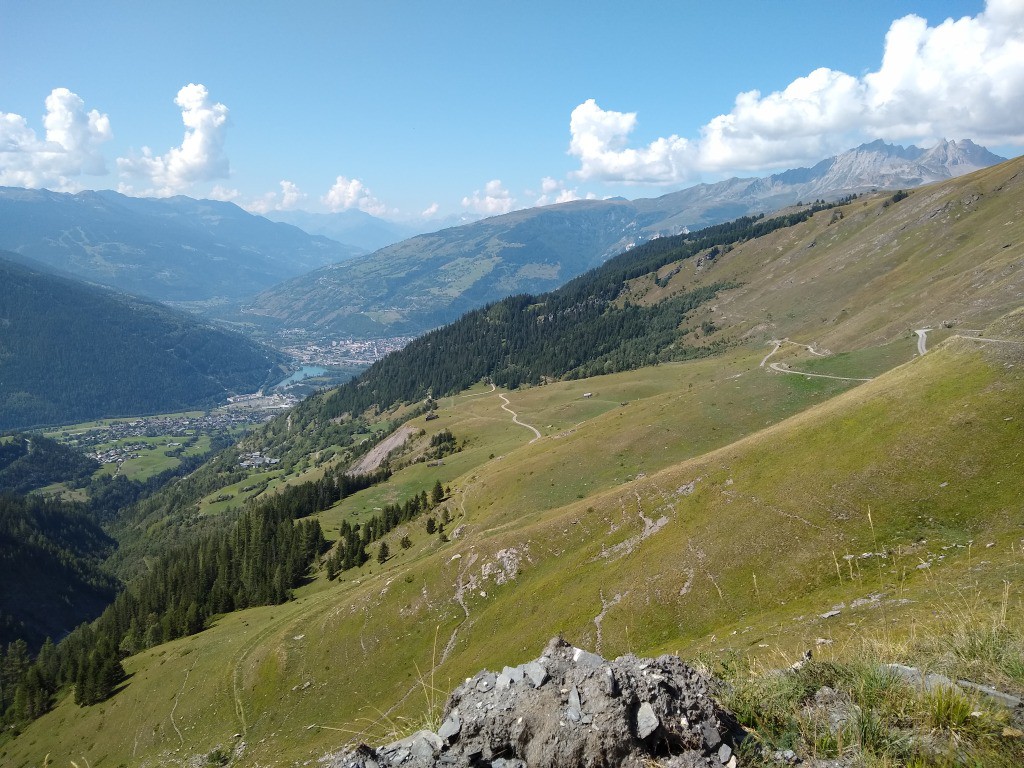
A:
2 0 1023 222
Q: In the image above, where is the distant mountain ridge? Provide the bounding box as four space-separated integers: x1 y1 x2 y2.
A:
0 254 287 430
264 208 423 252
234 139 1005 341
0 188 364 302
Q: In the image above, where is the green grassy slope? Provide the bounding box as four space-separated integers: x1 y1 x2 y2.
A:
6 161 1023 766
7 317 1022 767
634 157 1024 353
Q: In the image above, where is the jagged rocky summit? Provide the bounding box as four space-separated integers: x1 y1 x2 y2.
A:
324 637 746 768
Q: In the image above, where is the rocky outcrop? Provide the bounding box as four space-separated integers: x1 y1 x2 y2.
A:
324 637 746 768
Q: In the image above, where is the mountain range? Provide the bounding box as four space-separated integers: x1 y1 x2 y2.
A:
264 208 425 252
0 188 363 302
233 139 1005 341
0 140 1001 345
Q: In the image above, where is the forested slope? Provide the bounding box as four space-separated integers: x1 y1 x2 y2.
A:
0 256 287 430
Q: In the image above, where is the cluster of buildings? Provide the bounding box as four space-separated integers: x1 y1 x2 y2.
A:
239 451 281 469
89 442 152 465
56 409 279 451
280 335 415 366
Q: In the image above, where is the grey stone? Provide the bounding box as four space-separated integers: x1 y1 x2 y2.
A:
717 743 732 764
603 666 619 696
637 702 660 739
883 663 957 693
523 661 549 688
476 673 496 693
772 749 799 765
503 665 524 683
885 664 1024 711
801 686 861 736
495 672 512 690
572 647 605 667
702 719 722 749
410 730 442 759
568 685 582 711
957 678 1024 710
437 709 461 743
322 637 747 768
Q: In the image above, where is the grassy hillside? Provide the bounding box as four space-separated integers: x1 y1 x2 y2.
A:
4 161 1022 766
632 157 1024 353
6 320 1022 766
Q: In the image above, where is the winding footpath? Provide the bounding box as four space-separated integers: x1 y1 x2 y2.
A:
761 338 871 382
768 362 873 382
498 393 542 442
915 328 931 355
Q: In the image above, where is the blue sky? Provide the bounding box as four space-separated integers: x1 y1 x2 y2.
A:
2 0 1021 221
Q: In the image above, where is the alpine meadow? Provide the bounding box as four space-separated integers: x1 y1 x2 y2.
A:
2 3 1024 767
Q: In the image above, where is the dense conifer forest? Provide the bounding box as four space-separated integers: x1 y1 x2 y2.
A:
0 255 286 430
0 434 98 495
0 494 119 650
0 460 405 734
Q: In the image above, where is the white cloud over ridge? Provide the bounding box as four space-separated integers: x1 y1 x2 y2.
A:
117 83 229 196
322 175 388 216
570 0 1024 184
0 88 112 190
462 179 516 215
534 175 597 206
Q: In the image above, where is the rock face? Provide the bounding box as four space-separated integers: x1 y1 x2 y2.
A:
324 637 745 768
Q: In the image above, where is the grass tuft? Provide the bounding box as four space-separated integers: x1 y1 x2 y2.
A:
720 595 1024 766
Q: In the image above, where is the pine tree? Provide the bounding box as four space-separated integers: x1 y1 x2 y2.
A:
377 541 390 564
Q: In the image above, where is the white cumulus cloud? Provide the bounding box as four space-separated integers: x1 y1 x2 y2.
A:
322 175 388 216
421 202 440 218
570 0 1024 183
534 176 589 206
208 185 241 202
0 88 112 190
278 180 304 210
570 100 693 183
234 180 307 215
461 179 516 215
117 83 229 196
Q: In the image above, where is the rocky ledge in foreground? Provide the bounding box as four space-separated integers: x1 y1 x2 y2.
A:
325 637 746 768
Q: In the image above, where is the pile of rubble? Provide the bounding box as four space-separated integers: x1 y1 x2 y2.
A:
324 637 746 768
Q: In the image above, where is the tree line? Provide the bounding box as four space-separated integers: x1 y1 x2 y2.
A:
302 200 852 423
0 462 392 733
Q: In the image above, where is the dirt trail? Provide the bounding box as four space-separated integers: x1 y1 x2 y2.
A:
915 328 931 355
760 338 828 368
170 653 199 745
498 393 542 442
768 362 873 382
349 425 417 475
